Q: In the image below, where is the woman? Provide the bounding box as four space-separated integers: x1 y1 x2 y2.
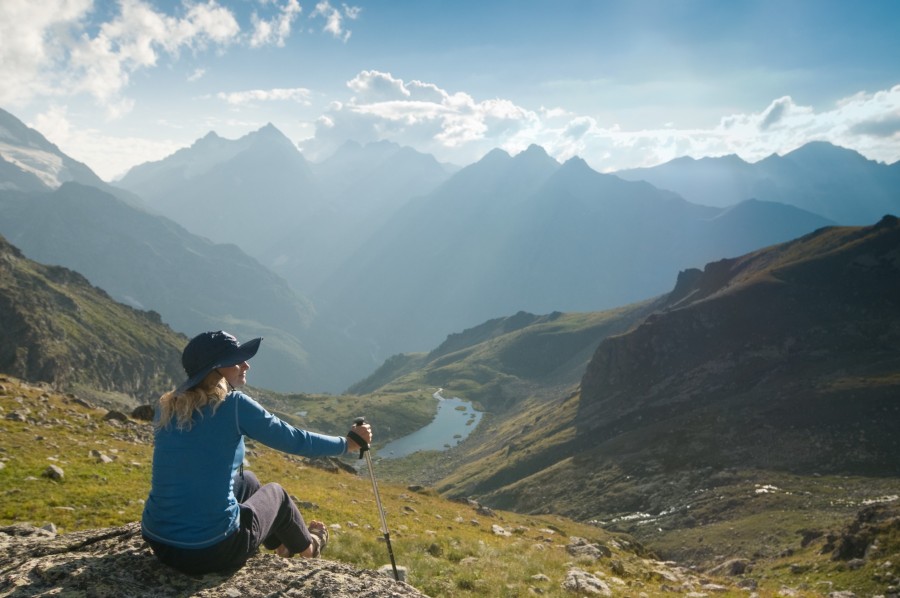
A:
141 330 372 574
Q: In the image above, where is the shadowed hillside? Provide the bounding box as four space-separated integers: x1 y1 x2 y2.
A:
577 214 900 476
0 234 184 405
428 217 899 572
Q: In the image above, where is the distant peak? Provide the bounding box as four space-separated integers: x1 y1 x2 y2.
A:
248 123 288 140
560 156 591 171
512 144 560 169
368 139 401 150
192 131 223 148
519 144 549 157
784 140 863 161
479 148 512 163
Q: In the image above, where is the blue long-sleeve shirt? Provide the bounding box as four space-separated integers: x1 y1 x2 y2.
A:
141 391 347 549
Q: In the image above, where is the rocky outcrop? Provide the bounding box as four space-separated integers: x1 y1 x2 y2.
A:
0 522 429 597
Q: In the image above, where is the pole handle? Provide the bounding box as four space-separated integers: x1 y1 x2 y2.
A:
349 417 369 459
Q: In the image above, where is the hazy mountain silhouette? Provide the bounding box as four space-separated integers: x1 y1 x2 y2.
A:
263 139 454 294
312 145 835 360
117 124 321 257
616 142 900 224
0 110 379 392
117 130 453 295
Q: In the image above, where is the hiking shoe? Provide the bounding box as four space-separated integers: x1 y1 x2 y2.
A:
308 521 329 557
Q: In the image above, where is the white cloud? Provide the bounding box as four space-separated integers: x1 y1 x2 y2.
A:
343 4 362 20
250 0 301 48
188 68 206 82
0 0 93 106
310 0 359 42
0 0 242 116
0 0 326 117
303 71 900 171
217 87 312 106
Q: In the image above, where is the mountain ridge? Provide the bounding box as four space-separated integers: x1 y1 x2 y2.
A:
616 142 900 224
0 233 184 403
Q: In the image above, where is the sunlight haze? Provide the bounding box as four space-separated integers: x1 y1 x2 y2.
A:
1 0 898 180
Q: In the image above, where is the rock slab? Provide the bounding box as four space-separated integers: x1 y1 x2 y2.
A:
0 522 430 597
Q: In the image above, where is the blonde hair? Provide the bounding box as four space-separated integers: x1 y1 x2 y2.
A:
156 370 229 431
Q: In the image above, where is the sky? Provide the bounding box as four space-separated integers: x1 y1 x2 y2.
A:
1 0 899 181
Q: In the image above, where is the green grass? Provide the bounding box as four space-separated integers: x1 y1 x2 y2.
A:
2 375 896 597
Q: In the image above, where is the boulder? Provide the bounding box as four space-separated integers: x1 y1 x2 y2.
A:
0 522 429 597
131 405 155 421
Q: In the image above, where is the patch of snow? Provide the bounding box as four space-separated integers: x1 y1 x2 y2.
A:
0 141 65 188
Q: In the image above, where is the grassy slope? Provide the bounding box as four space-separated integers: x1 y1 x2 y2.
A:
0 374 777 598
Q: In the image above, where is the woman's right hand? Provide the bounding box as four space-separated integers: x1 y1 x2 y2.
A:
347 421 372 453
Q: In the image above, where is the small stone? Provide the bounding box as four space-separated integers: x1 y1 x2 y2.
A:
847 558 865 570
378 565 408 583
476 505 496 517
42 464 64 481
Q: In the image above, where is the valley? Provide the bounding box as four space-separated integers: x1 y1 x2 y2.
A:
1 107 898 596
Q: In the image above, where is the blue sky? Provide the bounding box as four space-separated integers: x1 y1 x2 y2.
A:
2 0 899 180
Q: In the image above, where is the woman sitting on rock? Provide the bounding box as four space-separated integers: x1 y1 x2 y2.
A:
141 330 372 574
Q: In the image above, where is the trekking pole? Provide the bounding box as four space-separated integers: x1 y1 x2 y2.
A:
349 417 400 581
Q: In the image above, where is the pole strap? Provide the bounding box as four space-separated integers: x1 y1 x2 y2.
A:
347 429 369 459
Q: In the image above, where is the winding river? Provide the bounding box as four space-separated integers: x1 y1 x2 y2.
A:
377 389 483 459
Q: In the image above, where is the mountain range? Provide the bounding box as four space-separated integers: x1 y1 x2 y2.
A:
114 118 896 364
117 132 455 295
616 142 900 224
0 108 375 393
1 105 898 589
1 106 896 392
312 145 836 357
